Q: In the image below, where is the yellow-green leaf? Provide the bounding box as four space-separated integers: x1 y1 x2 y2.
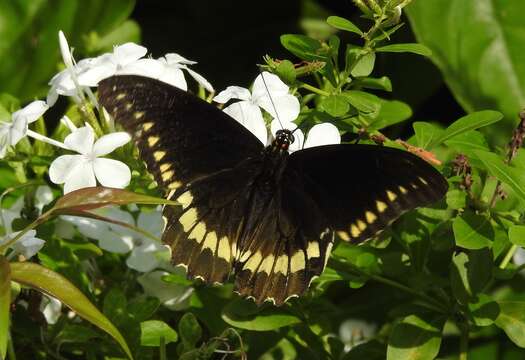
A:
10 262 133 359
0 256 10 360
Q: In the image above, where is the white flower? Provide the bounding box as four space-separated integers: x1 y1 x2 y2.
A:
62 206 169 272
0 197 23 234
35 185 54 214
339 319 377 351
138 270 193 311
214 72 300 144
77 43 148 87
47 58 94 106
40 296 62 325
0 101 49 158
122 53 214 92
2 230 45 259
49 125 131 193
270 119 341 153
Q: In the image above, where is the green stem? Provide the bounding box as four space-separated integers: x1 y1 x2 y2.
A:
499 244 518 269
298 82 330 97
159 336 166 360
459 323 469 360
0 210 51 255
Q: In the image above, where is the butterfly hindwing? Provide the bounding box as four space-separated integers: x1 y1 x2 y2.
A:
286 144 448 243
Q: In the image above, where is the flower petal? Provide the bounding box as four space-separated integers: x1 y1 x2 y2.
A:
304 123 341 149
126 242 169 272
223 101 267 144
183 66 214 92
98 230 134 254
62 215 109 239
63 159 96 193
252 72 289 101
113 43 147 66
40 296 62 325
138 270 193 311
213 86 251 103
137 209 164 238
93 158 131 189
64 126 95 155
10 230 45 259
58 30 74 68
35 185 54 213
164 53 196 65
9 118 28 145
12 100 49 125
257 93 300 123
49 155 83 184
76 54 116 87
93 132 131 156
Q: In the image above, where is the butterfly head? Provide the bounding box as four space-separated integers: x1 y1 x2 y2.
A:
273 129 295 151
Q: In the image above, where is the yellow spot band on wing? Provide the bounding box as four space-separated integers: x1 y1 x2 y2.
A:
418 176 428 185
274 255 288 274
179 208 197 232
387 190 397 201
154 151 166 161
337 230 350 241
290 251 305 272
168 181 182 190
258 254 275 274
160 163 172 172
188 222 206 243
357 219 367 231
217 236 230 260
142 122 154 131
134 111 145 119
244 251 263 272
148 136 160 147
376 200 387 213
399 185 408 194
202 231 218 253
365 211 377 224
176 192 193 207
239 250 252 263
350 224 360 237
161 170 174 182
307 241 320 258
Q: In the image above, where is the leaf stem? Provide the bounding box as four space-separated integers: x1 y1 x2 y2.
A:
499 244 518 269
298 82 330 97
459 322 469 360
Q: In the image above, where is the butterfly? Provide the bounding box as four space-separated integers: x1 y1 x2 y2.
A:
98 75 448 306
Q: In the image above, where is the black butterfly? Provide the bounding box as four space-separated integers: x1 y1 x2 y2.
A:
98 75 448 305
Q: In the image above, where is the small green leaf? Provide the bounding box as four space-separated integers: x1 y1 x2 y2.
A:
431 111 503 147
326 16 363 35
319 95 350 117
10 262 133 359
376 43 432 57
413 122 444 149
368 100 411 130
140 320 178 347
495 301 525 348
103 288 128 326
450 249 493 305
355 76 392 92
342 90 381 118
127 297 160 323
179 313 202 351
280 34 323 61
468 294 500 327
452 212 493 249
476 150 525 203
387 314 445 360
446 189 467 210
222 299 301 331
0 256 10 360
351 52 376 77
509 225 525 247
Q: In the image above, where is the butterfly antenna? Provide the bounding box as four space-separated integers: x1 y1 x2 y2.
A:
260 71 284 130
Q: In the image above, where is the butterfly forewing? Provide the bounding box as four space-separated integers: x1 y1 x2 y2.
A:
286 144 448 243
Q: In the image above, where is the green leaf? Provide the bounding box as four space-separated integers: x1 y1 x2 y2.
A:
476 150 525 203
446 189 467 210
103 288 128 326
444 130 490 165
509 225 525 246
178 313 202 351
326 16 363 35
450 249 493 305
319 95 350 117
355 76 392 92
368 100 411 130
222 299 301 331
495 301 525 348
127 297 159 323
452 212 493 249
376 43 432 57
342 91 381 118
10 262 133 359
351 52 376 77
140 320 178 347
0 257 10 360
431 111 503 147
407 1 525 139
386 314 445 360
468 294 500 327
413 122 444 149
280 34 323 61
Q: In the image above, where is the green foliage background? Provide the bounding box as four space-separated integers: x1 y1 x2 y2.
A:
2 0 525 359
